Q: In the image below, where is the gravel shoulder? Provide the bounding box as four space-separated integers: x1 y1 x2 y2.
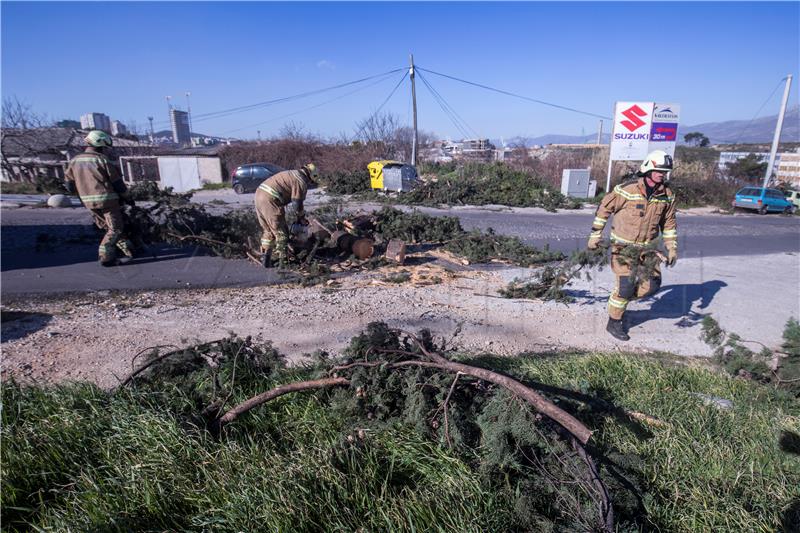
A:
3 252 797 389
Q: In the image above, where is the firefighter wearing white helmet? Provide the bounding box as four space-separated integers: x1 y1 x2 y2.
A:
253 163 319 267
65 130 135 266
586 150 678 341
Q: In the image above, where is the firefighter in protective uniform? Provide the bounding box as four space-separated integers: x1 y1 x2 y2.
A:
254 163 318 267
588 150 678 341
65 130 135 267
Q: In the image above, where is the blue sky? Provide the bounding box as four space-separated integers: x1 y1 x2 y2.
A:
2 1 798 141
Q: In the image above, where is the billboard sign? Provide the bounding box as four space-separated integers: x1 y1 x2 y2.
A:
610 102 654 161
649 103 680 156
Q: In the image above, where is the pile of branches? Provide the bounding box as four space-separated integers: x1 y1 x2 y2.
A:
318 169 372 195
446 229 563 266
500 243 664 303
123 189 261 259
383 162 583 212
372 207 562 266
119 188 566 283
121 322 621 531
701 315 800 396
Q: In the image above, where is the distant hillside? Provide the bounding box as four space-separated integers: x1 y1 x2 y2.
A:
678 106 799 144
498 106 799 147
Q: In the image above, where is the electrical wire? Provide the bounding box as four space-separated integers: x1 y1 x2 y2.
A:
417 71 469 138
223 70 404 135
417 70 480 139
417 65 612 121
417 71 472 139
724 78 786 144
149 67 405 128
354 70 410 139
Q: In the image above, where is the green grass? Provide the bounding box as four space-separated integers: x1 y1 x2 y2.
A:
200 181 232 190
2 346 798 532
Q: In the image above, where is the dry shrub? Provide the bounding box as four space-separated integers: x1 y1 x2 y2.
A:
217 140 387 181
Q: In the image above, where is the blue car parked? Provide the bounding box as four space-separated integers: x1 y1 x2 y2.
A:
733 186 795 214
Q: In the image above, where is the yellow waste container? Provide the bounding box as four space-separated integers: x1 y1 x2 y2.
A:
368 160 402 190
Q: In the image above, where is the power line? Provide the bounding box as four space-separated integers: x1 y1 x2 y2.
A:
417 70 479 139
372 70 409 118
149 67 405 129
223 71 404 135
354 70 409 139
726 79 786 144
417 65 612 121
417 73 470 139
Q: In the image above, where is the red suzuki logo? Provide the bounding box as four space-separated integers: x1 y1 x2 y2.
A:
620 105 648 132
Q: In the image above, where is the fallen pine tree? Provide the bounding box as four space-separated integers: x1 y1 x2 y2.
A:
3 323 798 531
120 187 564 278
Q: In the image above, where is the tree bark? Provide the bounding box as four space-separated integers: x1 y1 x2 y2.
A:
218 377 349 426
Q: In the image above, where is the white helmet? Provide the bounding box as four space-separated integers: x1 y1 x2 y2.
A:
302 162 319 182
85 130 113 148
639 150 673 174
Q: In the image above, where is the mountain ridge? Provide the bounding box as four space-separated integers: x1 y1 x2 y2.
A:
498 106 799 147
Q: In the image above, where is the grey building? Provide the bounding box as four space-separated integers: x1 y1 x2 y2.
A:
170 109 191 146
111 120 128 136
80 112 111 132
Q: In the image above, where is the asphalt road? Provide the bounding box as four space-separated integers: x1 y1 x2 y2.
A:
2 194 799 297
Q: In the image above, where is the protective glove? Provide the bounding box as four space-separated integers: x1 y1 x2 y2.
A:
666 247 678 267
587 236 601 250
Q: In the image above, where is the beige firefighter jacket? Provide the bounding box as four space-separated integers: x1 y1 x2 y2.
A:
65 149 126 209
589 176 677 249
256 169 309 209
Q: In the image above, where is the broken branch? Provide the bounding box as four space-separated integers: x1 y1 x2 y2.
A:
217 377 349 426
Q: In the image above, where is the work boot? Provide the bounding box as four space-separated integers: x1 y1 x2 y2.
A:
606 317 630 341
100 258 118 267
260 251 272 268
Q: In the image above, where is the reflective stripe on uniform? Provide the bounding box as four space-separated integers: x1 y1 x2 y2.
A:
649 197 672 204
610 232 650 245
662 229 677 238
258 183 284 202
81 192 119 203
613 185 645 201
592 216 607 227
608 296 628 309
589 230 603 239
72 156 105 164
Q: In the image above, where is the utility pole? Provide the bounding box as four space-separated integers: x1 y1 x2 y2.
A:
147 116 155 145
257 130 261 143
762 74 793 190
410 53 418 167
185 91 194 146
596 120 603 145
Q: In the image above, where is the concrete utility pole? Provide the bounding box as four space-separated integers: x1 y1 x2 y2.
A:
410 53 418 167
762 74 793 190
185 92 194 146
147 116 155 145
596 120 603 145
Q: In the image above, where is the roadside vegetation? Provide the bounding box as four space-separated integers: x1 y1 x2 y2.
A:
701 315 800 396
2 323 798 531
